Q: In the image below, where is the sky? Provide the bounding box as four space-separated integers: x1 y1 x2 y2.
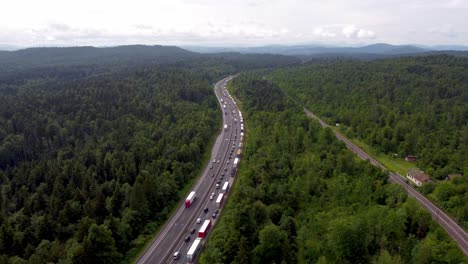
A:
1 0 467 47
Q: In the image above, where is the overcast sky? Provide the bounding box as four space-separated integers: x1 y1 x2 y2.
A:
1 0 467 47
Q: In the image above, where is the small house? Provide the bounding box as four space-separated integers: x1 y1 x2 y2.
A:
405 155 417 162
407 168 431 186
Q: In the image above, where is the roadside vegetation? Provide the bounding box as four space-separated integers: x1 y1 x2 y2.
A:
200 74 467 263
268 55 468 230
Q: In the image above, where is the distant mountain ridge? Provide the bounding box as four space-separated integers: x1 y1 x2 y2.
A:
0 45 199 68
183 43 468 55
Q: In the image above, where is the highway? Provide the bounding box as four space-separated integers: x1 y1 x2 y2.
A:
304 108 468 256
136 76 244 263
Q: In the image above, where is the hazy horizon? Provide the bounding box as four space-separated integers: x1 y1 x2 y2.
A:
1 0 467 47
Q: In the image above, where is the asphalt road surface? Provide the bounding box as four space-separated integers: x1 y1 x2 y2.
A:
304 108 468 256
136 76 244 263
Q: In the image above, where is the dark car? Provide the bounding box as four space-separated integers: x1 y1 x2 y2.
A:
190 228 196 234
204 207 209 213
212 213 217 219
184 236 191 242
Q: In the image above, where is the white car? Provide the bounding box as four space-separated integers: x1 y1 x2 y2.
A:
196 218 201 224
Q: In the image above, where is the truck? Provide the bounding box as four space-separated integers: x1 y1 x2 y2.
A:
198 220 212 238
185 191 196 208
222 181 229 192
216 193 224 208
231 167 237 177
236 149 242 157
233 157 239 168
187 238 202 262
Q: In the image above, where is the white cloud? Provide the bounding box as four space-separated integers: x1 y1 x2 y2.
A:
0 0 466 46
342 25 375 39
312 24 376 41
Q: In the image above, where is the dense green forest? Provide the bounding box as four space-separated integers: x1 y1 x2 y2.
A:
267 55 468 228
0 68 222 263
0 46 300 263
200 74 467 263
270 55 467 177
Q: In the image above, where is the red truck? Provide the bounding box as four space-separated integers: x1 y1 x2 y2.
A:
198 220 211 238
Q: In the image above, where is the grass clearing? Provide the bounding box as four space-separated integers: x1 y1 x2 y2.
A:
332 127 415 174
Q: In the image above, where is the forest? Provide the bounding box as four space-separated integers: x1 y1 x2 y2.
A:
0 68 222 263
200 74 467 263
268 55 468 229
0 46 300 263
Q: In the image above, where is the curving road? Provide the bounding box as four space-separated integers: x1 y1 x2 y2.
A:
136 76 244 263
304 108 468 256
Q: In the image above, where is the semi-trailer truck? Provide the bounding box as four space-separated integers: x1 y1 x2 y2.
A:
187 238 202 262
216 193 224 208
185 191 196 208
222 181 229 192
198 220 211 238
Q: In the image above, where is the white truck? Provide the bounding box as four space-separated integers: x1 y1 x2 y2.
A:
222 181 229 192
185 191 196 208
216 193 225 208
187 238 202 262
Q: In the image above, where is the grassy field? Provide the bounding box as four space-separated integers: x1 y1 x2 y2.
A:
334 128 416 175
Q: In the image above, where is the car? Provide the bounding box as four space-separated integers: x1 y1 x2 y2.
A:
215 209 219 214
185 236 191 242
213 159 216 163
196 218 201 224
212 173 215 177
173 252 181 260
216 184 220 189
227 160 230 164
190 228 196 234
217 160 220 163
209 195 214 200
210 165 213 169
217 180 221 184
204 207 209 213
212 213 217 219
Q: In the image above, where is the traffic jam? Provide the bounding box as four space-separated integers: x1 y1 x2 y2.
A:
173 77 244 262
